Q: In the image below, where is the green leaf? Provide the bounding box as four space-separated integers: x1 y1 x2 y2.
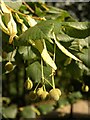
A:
26 61 41 82
37 103 54 115
77 47 90 68
26 61 52 82
17 20 54 45
54 38 81 62
2 105 17 118
68 91 82 103
5 0 22 10
69 38 89 51
63 22 90 38
29 39 57 70
56 34 74 42
41 47 57 70
66 61 83 79
21 106 36 118
18 46 36 61
58 97 69 108
43 65 52 81
45 6 76 22
64 22 90 30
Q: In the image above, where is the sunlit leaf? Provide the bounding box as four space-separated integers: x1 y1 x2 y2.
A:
63 23 90 38
17 20 54 45
41 47 57 70
5 0 22 10
26 15 37 27
64 22 90 30
1 0 17 44
54 38 81 62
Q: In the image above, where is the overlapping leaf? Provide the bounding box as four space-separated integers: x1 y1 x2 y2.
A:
62 22 90 38
17 20 54 45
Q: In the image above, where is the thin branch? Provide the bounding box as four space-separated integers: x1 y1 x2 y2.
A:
23 2 34 13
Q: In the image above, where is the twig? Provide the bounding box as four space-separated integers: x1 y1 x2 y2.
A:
23 2 34 13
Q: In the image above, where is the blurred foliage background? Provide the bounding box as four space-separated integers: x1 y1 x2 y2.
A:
47 2 90 21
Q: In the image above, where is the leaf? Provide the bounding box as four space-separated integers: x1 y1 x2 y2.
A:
20 106 36 118
26 15 37 27
37 103 54 115
5 49 16 62
66 61 83 79
58 97 69 108
1 0 17 44
29 39 57 70
77 47 90 68
63 22 90 38
69 38 89 52
0 14 9 34
17 20 54 45
64 22 90 30
68 91 82 103
56 34 74 42
26 61 52 83
41 47 57 70
54 38 81 62
5 0 22 10
45 6 76 22
6 13 17 44
15 13 28 32
43 65 52 81
26 61 42 82
2 105 17 118
1 0 10 13
18 46 36 61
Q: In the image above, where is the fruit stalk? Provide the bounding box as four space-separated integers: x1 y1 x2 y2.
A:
41 58 45 91
52 43 56 89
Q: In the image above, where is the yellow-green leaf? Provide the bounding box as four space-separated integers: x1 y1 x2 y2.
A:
54 38 81 62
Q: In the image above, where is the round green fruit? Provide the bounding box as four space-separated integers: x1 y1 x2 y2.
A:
29 91 37 101
55 88 61 96
5 61 13 71
40 91 49 100
37 87 43 96
24 78 33 90
82 85 89 92
49 88 61 101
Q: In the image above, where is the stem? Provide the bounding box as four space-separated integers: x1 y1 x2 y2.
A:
41 58 45 91
34 82 40 92
52 33 56 89
6 4 45 21
44 78 53 88
23 2 35 13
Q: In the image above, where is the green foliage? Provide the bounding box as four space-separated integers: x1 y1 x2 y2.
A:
1 1 90 119
2 105 17 118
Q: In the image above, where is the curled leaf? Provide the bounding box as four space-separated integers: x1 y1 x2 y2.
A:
1 0 11 13
7 13 17 44
41 40 57 70
54 37 81 62
1 0 17 44
29 39 57 70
